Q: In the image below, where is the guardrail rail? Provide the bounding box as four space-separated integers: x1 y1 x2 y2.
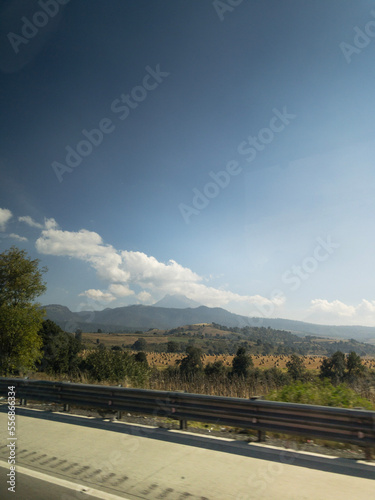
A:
0 377 374 459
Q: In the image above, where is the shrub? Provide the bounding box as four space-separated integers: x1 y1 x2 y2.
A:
266 379 375 410
232 347 253 378
178 346 203 379
81 347 150 386
37 320 81 374
132 338 147 351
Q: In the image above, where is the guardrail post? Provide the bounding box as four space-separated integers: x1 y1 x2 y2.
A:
63 403 70 412
179 419 188 430
257 430 265 442
364 447 374 461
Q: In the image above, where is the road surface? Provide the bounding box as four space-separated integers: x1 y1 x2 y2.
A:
0 406 374 499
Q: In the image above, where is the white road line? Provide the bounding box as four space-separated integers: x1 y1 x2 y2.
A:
0 460 130 500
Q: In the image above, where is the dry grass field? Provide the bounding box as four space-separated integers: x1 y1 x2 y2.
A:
81 332 375 372
143 353 375 371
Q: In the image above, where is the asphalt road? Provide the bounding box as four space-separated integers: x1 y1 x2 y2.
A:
0 407 374 499
0 463 130 500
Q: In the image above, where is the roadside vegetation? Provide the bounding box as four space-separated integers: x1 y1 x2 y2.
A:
9 321 375 409
0 247 374 410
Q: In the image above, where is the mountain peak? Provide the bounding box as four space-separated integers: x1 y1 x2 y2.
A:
153 294 201 309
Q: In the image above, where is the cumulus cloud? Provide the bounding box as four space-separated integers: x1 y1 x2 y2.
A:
8 233 28 242
35 224 281 313
108 284 135 297
310 299 356 317
79 289 116 302
18 215 43 229
36 227 130 283
137 291 153 303
308 298 375 325
44 218 58 229
0 208 12 231
19 216 58 230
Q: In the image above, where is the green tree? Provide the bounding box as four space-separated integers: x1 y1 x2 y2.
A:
232 347 253 378
179 346 203 378
320 351 346 384
132 338 147 351
346 351 365 379
37 320 81 374
133 351 148 366
75 330 83 343
286 354 305 381
0 247 47 374
204 360 226 377
82 347 149 385
167 340 179 353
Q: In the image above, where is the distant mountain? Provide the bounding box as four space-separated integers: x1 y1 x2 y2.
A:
42 303 375 342
153 294 201 309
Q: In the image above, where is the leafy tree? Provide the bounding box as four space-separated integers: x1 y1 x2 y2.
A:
179 346 203 378
232 347 253 378
286 354 305 381
82 347 150 385
133 351 148 366
0 246 47 306
75 330 82 343
132 338 147 351
37 319 81 374
0 247 47 374
204 360 225 377
167 340 180 353
346 351 366 379
320 351 346 384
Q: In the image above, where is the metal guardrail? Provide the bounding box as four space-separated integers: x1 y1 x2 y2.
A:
1 378 374 454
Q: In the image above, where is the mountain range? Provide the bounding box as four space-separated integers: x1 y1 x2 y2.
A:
43 295 375 342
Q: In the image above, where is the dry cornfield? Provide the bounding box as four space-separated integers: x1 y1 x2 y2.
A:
145 353 375 371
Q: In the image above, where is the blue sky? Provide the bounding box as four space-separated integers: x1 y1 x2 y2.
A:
1 0 375 326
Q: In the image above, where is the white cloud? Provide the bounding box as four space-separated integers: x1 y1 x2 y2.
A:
308 298 375 325
79 289 116 302
357 299 375 315
0 208 12 231
44 218 58 230
36 227 130 282
18 215 43 229
35 224 283 314
137 291 153 303
108 284 135 297
19 216 58 230
310 299 356 317
8 233 28 242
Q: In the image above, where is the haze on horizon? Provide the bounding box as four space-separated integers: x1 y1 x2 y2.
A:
1 1 375 327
